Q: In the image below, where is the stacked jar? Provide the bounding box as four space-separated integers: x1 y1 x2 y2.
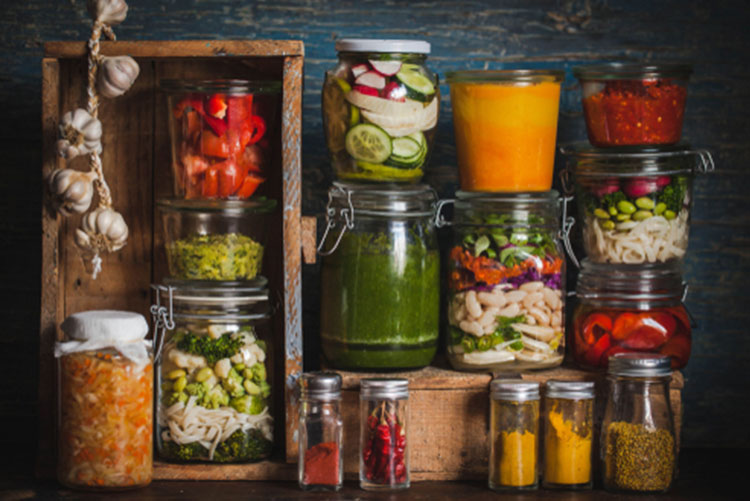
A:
318 40 441 372
561 63 714 371
151 79 282 463
441 69 568 372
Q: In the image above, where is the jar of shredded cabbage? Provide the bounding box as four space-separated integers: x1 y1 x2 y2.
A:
55 310 153 490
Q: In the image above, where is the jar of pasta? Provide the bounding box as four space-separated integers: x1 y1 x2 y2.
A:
55 310 153 490
602 353 676 493
571 260 691 370
489 379 540 491
542 380 595 490
152 279 273 463
560 143 713 264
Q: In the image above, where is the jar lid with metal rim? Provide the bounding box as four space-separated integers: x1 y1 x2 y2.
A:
160 79 282 95
156 197 277 215
445 69 564 85
329 181 436 217
545 380 595 400
490 379 540 401
608 353 672 377
299 372 342 401
360 378 409 400
155 278 271 320
335 39 430 54
452 190 561 230
572 63 692 81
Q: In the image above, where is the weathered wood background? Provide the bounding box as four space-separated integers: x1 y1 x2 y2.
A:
1 0 748 475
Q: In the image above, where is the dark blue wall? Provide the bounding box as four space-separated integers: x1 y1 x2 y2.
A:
2 0 748 473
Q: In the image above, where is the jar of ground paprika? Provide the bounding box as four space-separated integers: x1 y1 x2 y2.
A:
298 372 344 491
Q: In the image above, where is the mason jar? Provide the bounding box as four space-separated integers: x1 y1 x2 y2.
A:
322 39 439 183
560 143 713 264
152 279 273 463
442 191 565 371
55 311 153 490
319 182 439 370
602 353 676 493
572 260 691 370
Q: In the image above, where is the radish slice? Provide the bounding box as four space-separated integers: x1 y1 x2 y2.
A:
369 60 402 76
352 85 380 97
355 71 386 90
383 82 406 102
351 63 369 78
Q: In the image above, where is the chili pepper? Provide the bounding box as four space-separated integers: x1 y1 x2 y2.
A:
362 401 407 486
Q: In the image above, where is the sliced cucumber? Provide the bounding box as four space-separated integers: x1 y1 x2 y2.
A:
351 161 423 180
407 131 426 152
345 124 392 163
396 64 436 101
391 137 422 160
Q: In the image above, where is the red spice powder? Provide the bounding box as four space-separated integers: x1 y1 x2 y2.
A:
303 441 340 486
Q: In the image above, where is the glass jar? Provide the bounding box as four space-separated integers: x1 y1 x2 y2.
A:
360 379 409 491
323 39 438 183
561 143 713 264
489 379 540 491
572 63 692 147
319 182 439 370
298 372 344 491
542 380 595 490
572 260 691 370
55 311 153 490
158 197 276 281
443 191 565 371
161 79 281 199
152 279 273 463
602 353 676 493
445 69 563 192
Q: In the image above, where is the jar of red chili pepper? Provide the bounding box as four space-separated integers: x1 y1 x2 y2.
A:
161 79 280 200
298 372 344 491
359 378 409 491
572 63 692 147
571 259 691 370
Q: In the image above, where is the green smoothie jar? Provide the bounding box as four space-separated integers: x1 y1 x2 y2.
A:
319 182 439 370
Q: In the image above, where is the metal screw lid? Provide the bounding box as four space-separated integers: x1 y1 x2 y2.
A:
490 379 540 401
360 378 409 400
545 380 595 400
608 353 672 377
299 372 342 401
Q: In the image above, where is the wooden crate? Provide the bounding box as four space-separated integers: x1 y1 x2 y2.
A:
38 40 304 480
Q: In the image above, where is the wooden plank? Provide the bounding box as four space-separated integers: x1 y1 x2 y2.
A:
153 460 295 481
45 40 304 59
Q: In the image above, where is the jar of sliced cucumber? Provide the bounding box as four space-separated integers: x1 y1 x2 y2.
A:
323 39 439 183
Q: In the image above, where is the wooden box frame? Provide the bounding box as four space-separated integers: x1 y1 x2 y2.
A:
38 40 303 480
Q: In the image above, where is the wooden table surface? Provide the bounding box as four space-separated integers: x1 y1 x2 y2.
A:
1 449 739 500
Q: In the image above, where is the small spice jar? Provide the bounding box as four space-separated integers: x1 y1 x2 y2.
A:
542 380 595 490
602 353 676 493
55 311 153 490
359 378 409 491
489 379 540 491
298 372 344 491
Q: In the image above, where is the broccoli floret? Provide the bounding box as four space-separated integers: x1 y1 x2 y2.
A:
230 395 265 415
221 368 246 398
161 440 208 461
177 332 242 364
201 385 230 409
658 177 688 213
212 429 272 463
185 382 206 399
259 381 271 399
162 391 188 406
249 363 267 383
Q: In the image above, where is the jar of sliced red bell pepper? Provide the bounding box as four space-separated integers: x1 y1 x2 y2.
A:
571 260 691 370
573 64 691 147
161 79 280 200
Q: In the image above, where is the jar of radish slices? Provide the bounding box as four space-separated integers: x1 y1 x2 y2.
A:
322 39 439 183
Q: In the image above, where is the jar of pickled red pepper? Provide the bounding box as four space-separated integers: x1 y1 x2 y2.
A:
571 259 691 370
323 39 439 183
55 311 153 490
360 379 409 491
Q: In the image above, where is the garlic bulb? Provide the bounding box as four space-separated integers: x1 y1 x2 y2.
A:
75 207 129 253
87 0 128 25
48 169 96 215
97 56 140 98
57 109 102 160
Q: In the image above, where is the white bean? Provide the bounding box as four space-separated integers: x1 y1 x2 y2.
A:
526 316 537 325
528 307 550 326
465 290 483 319
523 292 544 310
459 320 483 337
505 290 528 303
519 281 544 293
214 358 232 379
551 311 562 328
477 291 507 308
497 303 520 318
478 307 499 327
483 323 497 335
542 287 560 309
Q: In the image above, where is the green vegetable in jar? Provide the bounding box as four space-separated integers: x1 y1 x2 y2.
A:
176 332 242 365
167 233 264 281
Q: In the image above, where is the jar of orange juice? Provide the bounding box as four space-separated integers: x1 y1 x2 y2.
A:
446 70 564 192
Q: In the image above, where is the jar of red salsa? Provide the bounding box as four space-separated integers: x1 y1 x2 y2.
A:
571 260 691 370
573 64 691 147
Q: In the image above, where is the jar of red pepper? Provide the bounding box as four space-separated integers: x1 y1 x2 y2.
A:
573 63 692 147
298 372 343 491
359 378 409 491
571 260 691 370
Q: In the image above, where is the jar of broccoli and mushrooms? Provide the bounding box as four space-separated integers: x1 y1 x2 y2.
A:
153 279 273 463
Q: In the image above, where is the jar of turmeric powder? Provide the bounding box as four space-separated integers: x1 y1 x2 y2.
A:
489 379 540 491
542 380 595 490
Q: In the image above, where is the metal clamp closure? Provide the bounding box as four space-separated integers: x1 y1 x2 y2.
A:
695 149 715 174
559 167 574 196
560 195 580 269
317 185 355 256
150 284 175 363
435 198 455 228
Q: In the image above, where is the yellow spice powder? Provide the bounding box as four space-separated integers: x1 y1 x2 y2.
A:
544 409 592 485
497 430 537 487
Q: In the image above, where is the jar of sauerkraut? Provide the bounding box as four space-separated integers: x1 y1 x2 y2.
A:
560 143 714 264
55 310 153 490
152 279 273 463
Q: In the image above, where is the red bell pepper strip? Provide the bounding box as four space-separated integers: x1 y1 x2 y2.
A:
173 97 204 118
612 312 640 340
234 173 264 199
585 333 611 367
202 167 219 198
213 159 244 198
581 312 613 345
246 115 266 145
206 94 227 118
200 131 231 159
